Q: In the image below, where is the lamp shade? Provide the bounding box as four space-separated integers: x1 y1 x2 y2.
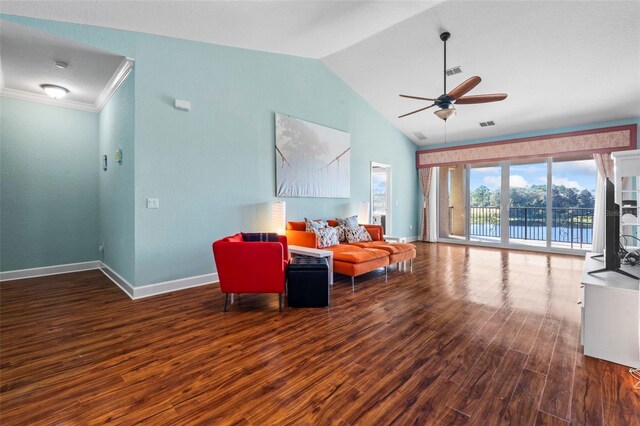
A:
434 104 456 121
272 201 286 235
358 201 370 225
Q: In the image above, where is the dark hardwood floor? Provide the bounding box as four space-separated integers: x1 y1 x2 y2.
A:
1 243 639 425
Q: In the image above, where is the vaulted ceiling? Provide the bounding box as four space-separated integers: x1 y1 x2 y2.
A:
1 1 638 145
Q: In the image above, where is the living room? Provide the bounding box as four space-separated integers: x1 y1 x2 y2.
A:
1 1 639 424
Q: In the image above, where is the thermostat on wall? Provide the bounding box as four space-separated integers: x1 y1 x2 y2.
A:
174 99 191 111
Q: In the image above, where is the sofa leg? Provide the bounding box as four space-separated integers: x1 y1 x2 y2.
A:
278 293 282 312
410 258 413 273
385 266 388 281
351 276 355 292
223 293 229 312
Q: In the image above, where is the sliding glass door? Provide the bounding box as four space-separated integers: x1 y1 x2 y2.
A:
508 160 548 248
550 157 596 250
438 156 597 253
469 163 502 244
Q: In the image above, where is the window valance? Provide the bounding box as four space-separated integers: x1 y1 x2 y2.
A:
416 124 637 168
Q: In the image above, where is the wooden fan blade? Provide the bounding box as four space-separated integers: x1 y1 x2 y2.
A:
398 103 436 118
399 94 438 101
455 93 508 104
447 76 481 100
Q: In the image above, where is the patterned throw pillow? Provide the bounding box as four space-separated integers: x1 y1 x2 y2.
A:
313 226 340 248
336 215 358 229
304 217 328 232
345 225 373 243
334 225 347 242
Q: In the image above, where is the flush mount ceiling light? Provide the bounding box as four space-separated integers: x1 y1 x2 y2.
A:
40 84 69 99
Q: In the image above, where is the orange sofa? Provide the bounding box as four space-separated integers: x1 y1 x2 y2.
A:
285 220 416 289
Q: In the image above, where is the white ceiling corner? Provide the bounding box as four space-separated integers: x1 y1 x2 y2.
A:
0 19 132 112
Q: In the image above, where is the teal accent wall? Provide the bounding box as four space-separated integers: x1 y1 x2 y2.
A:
99 72 135 283
0 97 99 271
3 15 419 286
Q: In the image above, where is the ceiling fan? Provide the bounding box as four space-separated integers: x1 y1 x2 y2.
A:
399 32 507 121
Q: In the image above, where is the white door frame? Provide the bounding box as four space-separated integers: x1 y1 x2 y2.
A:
371 162 392 235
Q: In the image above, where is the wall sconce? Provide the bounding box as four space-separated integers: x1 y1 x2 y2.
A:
358 201 370 224
272 201 286 235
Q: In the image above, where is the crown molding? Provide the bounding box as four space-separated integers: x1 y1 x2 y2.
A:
0 57 134 113
94 57 134 112
0 87 98 112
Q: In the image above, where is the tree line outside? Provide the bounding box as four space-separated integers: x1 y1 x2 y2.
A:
470 184 595 209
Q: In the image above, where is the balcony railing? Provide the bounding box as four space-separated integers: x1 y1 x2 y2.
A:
465 206 593 249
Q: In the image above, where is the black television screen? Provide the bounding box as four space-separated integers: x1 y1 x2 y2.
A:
604 178 620 270
589 178 637 279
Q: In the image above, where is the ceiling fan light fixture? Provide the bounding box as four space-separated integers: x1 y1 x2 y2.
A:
40 84 69 99
434 104 456 121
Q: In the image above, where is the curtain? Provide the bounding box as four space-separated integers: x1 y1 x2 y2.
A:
419 167 433 242
592 153 614 253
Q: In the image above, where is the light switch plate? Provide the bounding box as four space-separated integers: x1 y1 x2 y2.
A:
146 198 159 209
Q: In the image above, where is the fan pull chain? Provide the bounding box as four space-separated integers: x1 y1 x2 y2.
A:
444 121 448 144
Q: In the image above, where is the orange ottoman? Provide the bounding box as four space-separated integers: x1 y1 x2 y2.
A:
326 245 389 290
351 241 416 271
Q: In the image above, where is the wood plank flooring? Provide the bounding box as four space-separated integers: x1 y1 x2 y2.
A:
1 243 639 424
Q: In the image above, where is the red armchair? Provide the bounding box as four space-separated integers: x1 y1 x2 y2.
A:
212 233 288 312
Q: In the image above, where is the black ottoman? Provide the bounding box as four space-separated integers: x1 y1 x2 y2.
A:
287 257 329 308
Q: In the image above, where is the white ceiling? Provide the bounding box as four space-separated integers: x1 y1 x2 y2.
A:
1 1 639 145
0 1 441 58
0 19 131 111
323 1 640 145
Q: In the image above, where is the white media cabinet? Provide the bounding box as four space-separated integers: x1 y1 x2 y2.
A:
581 253 639 368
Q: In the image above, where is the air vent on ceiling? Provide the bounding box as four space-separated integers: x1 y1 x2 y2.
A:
479 120 496 127
445 66 462 76
413 131 427 141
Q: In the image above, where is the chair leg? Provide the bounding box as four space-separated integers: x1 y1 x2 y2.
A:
410 258 413 273
278 293 282 312
223 293 229 312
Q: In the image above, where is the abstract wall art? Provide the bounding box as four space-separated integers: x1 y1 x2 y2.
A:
275 113 350 198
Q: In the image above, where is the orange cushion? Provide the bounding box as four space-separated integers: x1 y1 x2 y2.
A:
350 241 401 254
333 254 389 276
363 225 383 241
327 219 339 227
351 241 416 254
287 221 306 231
389 248 416 264
332 248 388 264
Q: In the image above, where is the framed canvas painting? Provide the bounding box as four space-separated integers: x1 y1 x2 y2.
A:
275 113 350 198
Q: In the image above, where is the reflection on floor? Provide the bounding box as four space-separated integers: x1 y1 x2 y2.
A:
0 243 637 424
449 234 593 251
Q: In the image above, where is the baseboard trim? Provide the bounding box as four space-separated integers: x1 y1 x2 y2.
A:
1 260 218 300
0 261 102 282
406 236 419 242
99 263 135 299
133 272 217 299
